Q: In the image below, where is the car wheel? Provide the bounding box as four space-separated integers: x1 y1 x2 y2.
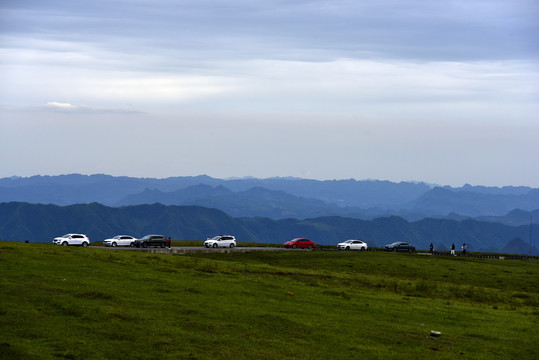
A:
62 241 68 246
161 243 166 248
345 246 350 251
130 242 135 247
229 243 235 248
292 244 297 249
308 245 313 250
142 243 147 248
361 247 366 251
112 242 117 247
82 242 88 247
213 243 218 248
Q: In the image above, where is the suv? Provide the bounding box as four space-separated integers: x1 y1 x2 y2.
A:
133 234 167 248
204 235 236 248
53 233 90 247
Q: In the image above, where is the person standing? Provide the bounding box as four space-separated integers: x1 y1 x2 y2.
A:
429 243 434 253
168 237 172 248
450 243 455 256
461 243 467 255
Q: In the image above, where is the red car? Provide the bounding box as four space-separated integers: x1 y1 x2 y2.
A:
284 238 315 249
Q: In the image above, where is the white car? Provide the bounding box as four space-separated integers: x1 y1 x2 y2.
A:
204 235 236 248
103 235 137 247
53 233 90 247
337 239 368 251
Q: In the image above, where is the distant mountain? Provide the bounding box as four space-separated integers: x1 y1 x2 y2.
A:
407 187 539 217
0 174 220 205
0 174 433 208
502 237 538 255
117 184 382 219
475 209 539 226
457 184 533 196
1 202 537 254
1 174 539 222
216 178 433 208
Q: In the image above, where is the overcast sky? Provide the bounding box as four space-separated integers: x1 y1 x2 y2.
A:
1 0 538 186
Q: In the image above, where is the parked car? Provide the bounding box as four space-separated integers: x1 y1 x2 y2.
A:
53 233 90 247
204 235 236 248
103 235 137 247
133 235 167 248
384 241 415 252
337 239 368 251
284 238 314 249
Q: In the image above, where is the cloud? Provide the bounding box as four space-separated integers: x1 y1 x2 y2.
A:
1 0 538 186
0 102 143 114
44 102 81 110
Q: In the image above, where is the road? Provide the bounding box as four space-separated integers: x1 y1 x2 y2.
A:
91 246 293 254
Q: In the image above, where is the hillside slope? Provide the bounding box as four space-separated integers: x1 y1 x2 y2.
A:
1 202 537 253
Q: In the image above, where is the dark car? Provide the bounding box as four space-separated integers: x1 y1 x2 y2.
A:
284 238 315 249
384 241 416 252
133 234 167 248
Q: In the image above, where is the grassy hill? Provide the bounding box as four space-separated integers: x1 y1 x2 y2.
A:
1 242 538 359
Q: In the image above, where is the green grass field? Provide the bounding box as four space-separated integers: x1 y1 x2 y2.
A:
1 242 537 359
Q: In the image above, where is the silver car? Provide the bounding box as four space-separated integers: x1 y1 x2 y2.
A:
204 235 236 248
337 239 368 251
103 235 137 247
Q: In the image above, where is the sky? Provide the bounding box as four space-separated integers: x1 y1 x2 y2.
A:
1 0 538 187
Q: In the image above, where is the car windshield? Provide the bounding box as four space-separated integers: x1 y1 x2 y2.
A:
113 236 121 239
344 240 353 243
141 235 152 240
61 234 71 238
209 236 221 240
390 242 401 246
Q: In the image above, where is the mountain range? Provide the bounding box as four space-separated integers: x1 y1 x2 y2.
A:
1 202 537 254
1 174 538 254
1 174 539 224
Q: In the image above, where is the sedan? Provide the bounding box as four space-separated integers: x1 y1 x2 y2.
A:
384 242 416 252
103 235 137 247
284 238 315 249
337 239 368 251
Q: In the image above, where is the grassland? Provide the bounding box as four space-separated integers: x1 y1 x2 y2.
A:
0 242 537 359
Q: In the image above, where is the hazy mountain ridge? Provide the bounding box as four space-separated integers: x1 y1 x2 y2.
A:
1 174 539 223
408 187 539 216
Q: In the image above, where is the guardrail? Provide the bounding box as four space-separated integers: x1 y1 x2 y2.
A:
312 247 539 260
